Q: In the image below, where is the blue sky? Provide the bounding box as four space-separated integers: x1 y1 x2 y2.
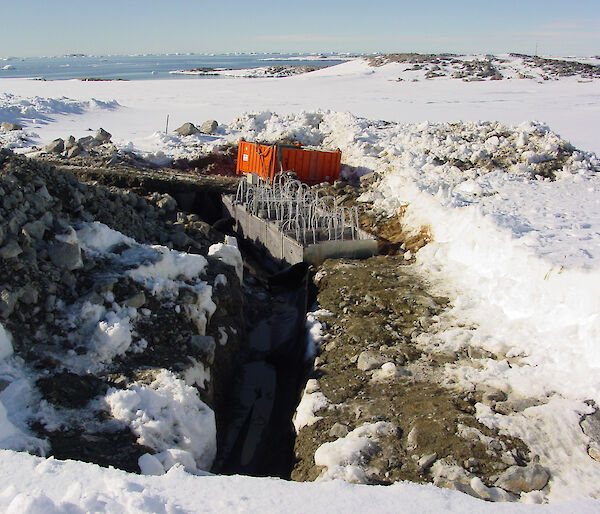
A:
2 0 599 57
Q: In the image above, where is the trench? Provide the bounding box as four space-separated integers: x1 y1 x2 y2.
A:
186 188 313 479
65 163 315 479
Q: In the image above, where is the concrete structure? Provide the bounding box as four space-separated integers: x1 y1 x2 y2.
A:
223 195 378 266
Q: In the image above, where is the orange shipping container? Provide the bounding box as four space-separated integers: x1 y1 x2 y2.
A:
236 139 341 184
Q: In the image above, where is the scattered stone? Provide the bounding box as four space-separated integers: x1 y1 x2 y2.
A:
65 135 76 150
0 239 22 259
78 135 100 149
67 144 83 158
329 422 349 438
0 288 19 318
199 120 218 134
406 426 419 450
495 463 550 494
418 453 438 471
357 350 388 371
580 408 600 442
175 122 199 136
95 128 112 143
43 138 65 154
588 442 600 462
1 122 22 131
156 194 177 212
124 292 146 309
48 241 83 271
22 220 47 240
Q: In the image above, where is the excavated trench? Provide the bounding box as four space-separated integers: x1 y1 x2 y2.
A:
61 162 313 478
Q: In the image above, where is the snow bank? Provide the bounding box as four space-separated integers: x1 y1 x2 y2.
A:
0 92 119 125
105 370 216 473
6 449 595 514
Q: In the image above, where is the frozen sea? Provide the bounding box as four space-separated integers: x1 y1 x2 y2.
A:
0 53 351 81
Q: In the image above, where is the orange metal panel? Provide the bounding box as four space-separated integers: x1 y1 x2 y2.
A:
236 141 277 181
237 139 341 185
281 147 341 184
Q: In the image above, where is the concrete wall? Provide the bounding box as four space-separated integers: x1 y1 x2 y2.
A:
223 195 378 266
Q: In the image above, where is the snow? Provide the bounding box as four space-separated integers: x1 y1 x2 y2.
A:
1 55 600 509
207 241 243 283
293 379 330 432
315 421 399 483
105 369 216 473
0 323 13 361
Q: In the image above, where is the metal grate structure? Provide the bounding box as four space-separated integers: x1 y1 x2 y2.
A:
234 173 361 247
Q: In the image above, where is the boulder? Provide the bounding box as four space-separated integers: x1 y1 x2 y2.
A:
1 122 22 131
200 120 218 134
94 128 112 143
65 135 76 150
67 144 83 158
495 463 550 494
175 122 199 136
357 350 388 371
78 136 100 149
43 138 65 154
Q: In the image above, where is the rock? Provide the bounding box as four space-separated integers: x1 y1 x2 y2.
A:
0 239 22 259
0 225 4 246
20 285 39 305
124 292 146 309
43 138 64 154
156 194 177 212
199 120 218 134
329 422 349 438
189 335 216 364
588 442 600 462
481 389 507 406
357 350 388 371
406 426 419 449
170 231 190 247
418 453 438 471
0 288 19 318
581 408 600 442
48 241 83 271
22 220 46 240
495 463 550 494
95 128 112 143
65 135 76 150
77 135 100 149
175 122 199 136
67 144 83 158
1 122 22 131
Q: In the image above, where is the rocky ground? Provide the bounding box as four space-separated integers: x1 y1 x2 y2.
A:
0 148 244 472
289 178 563 502
368 53 600 81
